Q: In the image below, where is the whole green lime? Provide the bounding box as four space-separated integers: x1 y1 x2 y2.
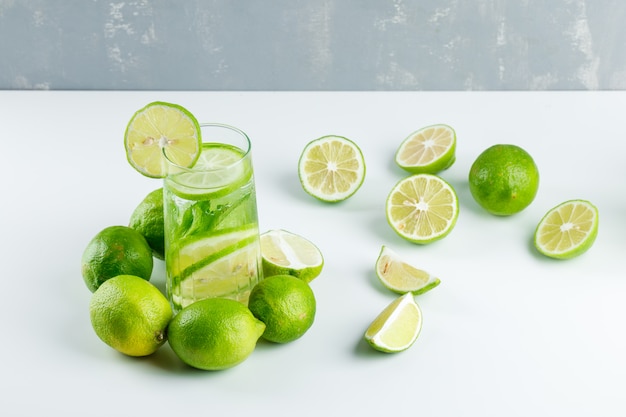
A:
468 144 539 216
167 298 266 371
248 274 316 343
129 188 165 259
81 225 154 292
90 274 172 356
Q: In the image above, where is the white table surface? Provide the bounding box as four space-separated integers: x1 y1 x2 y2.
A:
1 90 624 416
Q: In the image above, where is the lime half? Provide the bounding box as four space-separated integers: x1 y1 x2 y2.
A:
395 124 456 174
386 174 459 244
375 246 440 295
364 292 423 353
534 199 599 259
124 101 202 178
260 229 324 283
298 135 366 203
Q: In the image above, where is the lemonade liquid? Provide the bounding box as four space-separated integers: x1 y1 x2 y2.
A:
163 124 262 313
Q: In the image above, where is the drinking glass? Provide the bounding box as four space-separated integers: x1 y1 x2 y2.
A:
163 123 262 313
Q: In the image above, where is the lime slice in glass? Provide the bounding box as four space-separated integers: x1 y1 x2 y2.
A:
375 245 440 295
364 292 423 353
395 124 456 174
166 143 252 200
534 199 599 259
386 173 459 244
175 240 261 307
168 226 258 279
298 135 366 203
124 101 202 178
260 229 324 283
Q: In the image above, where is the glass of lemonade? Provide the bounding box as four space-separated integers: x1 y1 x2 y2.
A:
163 123 262 313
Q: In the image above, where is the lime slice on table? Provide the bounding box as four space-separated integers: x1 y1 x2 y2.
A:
375 245 440 295
260 229 324 283
124 101 202 178
298 135 366 202
534 199 599 259
395 124 456 174
364 292 423 353
166 143 252 200
386 173 459 244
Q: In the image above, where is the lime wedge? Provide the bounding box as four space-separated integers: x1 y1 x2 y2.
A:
364 292 423 353
386 173 459 244
534 199 599 259
298 135 366 202
395 124 456 174
260 229 324 283
124 101 202 178
375 246 440 295
166 143 252 200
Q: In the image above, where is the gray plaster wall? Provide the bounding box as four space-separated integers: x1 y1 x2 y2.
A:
1 0 625 90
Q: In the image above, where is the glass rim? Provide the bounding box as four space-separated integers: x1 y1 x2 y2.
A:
163 122 252 174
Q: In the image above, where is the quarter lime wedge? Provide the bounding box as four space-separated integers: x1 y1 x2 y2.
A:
364 292 423 353
124 101 202 178
375 246 440 295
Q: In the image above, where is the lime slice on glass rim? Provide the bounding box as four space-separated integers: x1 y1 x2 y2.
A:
534 199 599 259
260 229 324 283
165 142 253 200
375 245 440 295
364 292 423 353
386 173 459 244
124 101 202 178
298 135 366 203
395 124 457 174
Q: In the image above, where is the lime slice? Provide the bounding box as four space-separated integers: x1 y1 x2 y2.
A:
175 241 261 306
534 199 599 259
375 246 440 295
170 235 261 309
124 101 202 178
168 226 258 279
386 173 459 244
298 135 366 202
364 292 423 353
260 229 324 283
166 143 252 200
395 124 456 174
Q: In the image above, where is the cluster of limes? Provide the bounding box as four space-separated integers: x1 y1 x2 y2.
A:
297 124 599 258
82 189 322 370
82 100 601 366
296 123 599 352
82 101 326 371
